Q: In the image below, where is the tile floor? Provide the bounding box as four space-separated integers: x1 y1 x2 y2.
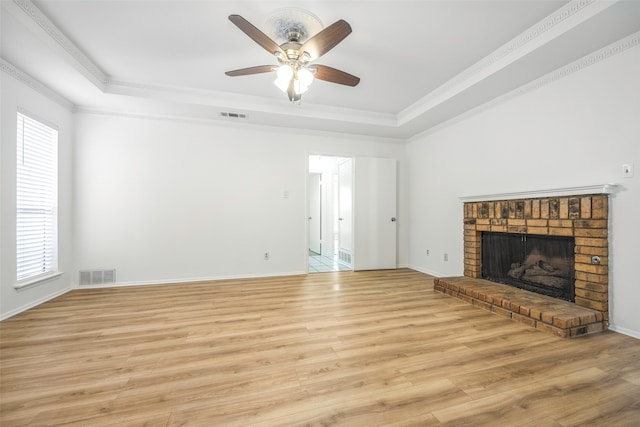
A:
308 252 352 273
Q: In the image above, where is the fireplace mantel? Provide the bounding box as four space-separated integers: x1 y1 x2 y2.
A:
459 183 620 203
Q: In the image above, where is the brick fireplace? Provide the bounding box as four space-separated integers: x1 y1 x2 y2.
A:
434 185 618 338
462 193 609 321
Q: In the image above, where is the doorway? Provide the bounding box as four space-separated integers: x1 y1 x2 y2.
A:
307 155 398 273
308 155 353 273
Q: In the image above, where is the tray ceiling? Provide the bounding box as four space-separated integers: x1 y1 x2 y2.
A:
1 0 639 139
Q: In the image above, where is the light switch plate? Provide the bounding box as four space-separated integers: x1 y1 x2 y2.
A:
622 164 634 178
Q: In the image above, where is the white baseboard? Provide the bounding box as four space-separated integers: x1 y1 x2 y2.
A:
408 264 445 278
76 270 309 289
0 287 72 321
608 325 640 340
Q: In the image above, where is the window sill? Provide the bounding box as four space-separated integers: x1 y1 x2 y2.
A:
15 272 64 292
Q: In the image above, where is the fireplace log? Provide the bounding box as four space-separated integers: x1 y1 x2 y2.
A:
522 273 568 289
508 260 569 289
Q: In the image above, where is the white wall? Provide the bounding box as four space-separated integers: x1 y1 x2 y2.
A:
1 73 75 319
73 114 408 285
407 45 640 337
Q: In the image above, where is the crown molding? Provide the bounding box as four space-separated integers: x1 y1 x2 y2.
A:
74 106 405 145
0 57 75 111
105 79 398 128
398 0 616 126
8 0 109 89
499 31 640 102
407 31 640 142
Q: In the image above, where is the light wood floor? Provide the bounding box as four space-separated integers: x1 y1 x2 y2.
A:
1 269 639 426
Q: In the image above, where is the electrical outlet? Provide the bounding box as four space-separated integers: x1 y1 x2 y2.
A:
264 252 269 260
444 253 448 262
426 249 430 255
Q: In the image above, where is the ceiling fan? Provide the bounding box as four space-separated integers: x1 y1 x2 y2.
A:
225 11 360 103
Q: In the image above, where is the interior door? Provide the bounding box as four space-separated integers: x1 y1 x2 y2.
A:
309 173 322 255
353 157 397 270
338 159 353 266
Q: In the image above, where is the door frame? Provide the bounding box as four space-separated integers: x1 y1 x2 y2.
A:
306 152 354 273
308 172 322 255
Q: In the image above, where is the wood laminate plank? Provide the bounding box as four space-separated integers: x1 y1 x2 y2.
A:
1 269 639 426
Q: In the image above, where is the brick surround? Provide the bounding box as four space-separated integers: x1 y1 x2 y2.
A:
462 194 609 324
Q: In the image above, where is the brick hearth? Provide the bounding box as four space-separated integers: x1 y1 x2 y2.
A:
434 276 604 338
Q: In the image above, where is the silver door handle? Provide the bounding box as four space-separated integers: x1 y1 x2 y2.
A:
391 217 397 222
339 217 344 221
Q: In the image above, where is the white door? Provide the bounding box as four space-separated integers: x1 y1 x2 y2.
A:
309 173 322 254
353 157 397 270
338 159 353 266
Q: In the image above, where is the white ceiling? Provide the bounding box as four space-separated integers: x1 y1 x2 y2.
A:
2 0 639 140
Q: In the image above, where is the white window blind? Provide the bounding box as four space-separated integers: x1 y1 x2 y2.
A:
16 111 58 282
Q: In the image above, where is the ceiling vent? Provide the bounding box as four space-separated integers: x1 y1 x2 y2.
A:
220 112 248 119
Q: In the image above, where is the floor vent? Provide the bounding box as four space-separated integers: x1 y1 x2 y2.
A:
79 269 116 286
220 112 248 119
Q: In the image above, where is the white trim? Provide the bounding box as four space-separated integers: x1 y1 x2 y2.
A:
105 79 398 128
1 58 75 111
399 0 612 125
408 265 445 278
459 184 620 203
9 0 109 88
17 106 60 130
407 31 640 142
74 108 405 145
608 325 640 340
1 287 71 321
14 272 64 291
77 271 308 289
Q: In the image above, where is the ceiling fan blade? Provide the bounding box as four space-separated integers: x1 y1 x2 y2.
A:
311 65 360 87
228 15 286 57
225 65 276 77
299 20 352 60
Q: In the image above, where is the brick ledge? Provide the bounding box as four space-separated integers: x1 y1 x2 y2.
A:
434 276 606 338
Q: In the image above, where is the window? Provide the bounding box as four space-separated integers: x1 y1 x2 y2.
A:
16 111 58 283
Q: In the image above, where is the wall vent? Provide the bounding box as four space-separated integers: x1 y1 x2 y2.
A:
339 251 352 265
79 269 116 286
220 112 248 119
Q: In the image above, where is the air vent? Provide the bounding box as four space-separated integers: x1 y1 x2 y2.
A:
220 112 248 119
339 251 352 265
79 269 116 286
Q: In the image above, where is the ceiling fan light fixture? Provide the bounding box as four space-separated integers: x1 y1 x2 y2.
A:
293 79 308 95
274 77 289 92
226 13 359 104
297 68 314 87
299 52 311 63
276 64 294 81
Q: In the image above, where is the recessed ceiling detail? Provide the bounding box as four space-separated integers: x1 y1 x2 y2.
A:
10 0 108 87
0 58 74 110
2 0 639 138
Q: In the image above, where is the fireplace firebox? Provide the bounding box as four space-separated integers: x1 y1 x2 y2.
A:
482 232 575 302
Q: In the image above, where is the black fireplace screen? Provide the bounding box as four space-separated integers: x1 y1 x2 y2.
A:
482 232 575 302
